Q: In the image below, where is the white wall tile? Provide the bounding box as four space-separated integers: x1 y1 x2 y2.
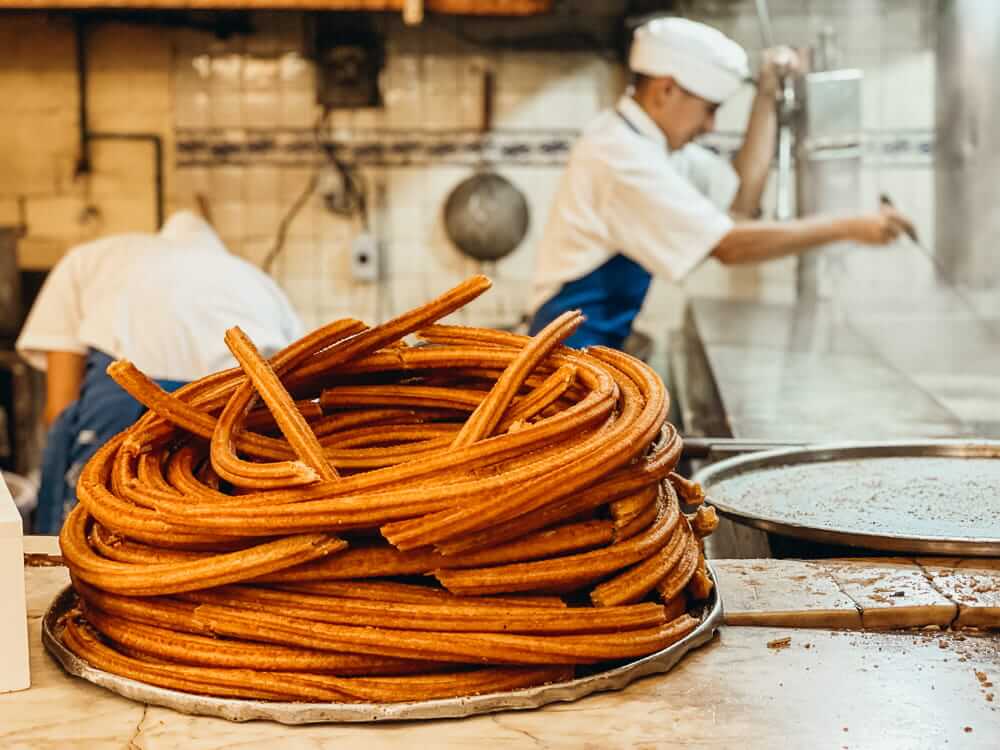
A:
280 90 318 128
275 237 323 279
244 167 280 201
171 166 210 203
175 89 210 128
860 63 885 131
173 54 209 93
385 54 422 93
209 53 243 94
383 89 423 129
423 93 459 129
243 91 281 129
881 0 933 51
212 201 244 244
277 51 313 90
243 201 281 247
243 57 279 90
210 92 243 128
423 54 460 95
349 108 386 130
878 49 934 130
240 236 272 268
208 166 244 204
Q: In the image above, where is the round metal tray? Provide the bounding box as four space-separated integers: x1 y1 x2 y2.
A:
42 573 723 724
694 440 1000 556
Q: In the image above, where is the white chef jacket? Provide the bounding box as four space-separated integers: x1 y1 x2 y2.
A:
16 211 304 381
531 96 740 312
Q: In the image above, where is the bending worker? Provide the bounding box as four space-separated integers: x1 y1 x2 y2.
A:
529 17 914 349
16 210 304 533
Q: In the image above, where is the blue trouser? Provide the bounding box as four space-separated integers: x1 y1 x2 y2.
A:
529 253 652 350
34 349 186 535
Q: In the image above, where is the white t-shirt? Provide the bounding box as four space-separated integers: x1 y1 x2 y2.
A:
531 95 739 311
16 212 304 381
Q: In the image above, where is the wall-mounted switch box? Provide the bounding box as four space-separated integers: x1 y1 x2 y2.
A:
351 232 379 283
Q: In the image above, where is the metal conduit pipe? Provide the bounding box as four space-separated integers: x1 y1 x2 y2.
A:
73 15 165 229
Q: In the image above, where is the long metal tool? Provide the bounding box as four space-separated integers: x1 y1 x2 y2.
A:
880 193 1000 343
754 0 796 222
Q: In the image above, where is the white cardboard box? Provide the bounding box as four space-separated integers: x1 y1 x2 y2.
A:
0 475 30 692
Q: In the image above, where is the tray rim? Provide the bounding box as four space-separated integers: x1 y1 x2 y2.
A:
42 567 723 724
693 439 1000 556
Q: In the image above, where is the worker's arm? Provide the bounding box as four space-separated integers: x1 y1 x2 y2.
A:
44 351 86 427
730 47 800 218
713 205 915 265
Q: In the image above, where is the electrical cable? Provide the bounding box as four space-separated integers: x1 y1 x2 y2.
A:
317 108 368 222
261 171 319 275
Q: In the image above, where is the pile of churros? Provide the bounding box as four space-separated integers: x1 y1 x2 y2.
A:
58 275 719 704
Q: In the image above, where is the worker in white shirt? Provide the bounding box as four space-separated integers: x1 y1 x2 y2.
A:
529 17 915 350
16 210 304 533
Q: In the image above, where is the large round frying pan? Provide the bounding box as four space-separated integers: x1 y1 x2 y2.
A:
444 172 530 261
693 440 1000 556
443 70 530 262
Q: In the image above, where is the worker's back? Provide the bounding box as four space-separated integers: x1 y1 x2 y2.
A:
17 211 303 379
112 213 303 381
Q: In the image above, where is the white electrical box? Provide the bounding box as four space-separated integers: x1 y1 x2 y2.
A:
0 475 29 693
351 232 379 283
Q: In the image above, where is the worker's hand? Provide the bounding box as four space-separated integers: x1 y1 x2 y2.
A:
845 205 917 245
758 46 803 97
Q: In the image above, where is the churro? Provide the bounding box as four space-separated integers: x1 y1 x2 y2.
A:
56 275 717 705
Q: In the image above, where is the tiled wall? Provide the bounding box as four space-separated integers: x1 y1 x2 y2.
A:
1 1 936 339
171 13 624 331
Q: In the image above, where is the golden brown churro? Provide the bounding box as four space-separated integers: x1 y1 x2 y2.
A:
690 505 720 538
57 275 718 705
225 326 338 482
83 605 442 675
178 584 668 634
669 472 705 506
450 311 583 448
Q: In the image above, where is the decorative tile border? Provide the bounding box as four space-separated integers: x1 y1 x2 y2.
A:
698 130 934 166
176 128 578 168
175 127 933 169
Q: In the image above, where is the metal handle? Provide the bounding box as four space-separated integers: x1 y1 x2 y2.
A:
879 193 919 243
682 437 808 460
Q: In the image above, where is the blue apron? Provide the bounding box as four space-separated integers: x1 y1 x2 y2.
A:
529 253 652 350
529 107 655 351
34 349 186 534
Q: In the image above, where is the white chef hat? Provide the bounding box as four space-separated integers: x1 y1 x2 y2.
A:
629 17 749 103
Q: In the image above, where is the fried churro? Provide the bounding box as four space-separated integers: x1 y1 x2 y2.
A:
57 275 717 705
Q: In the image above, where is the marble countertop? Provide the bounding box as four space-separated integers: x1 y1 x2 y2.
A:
4 538 999 749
